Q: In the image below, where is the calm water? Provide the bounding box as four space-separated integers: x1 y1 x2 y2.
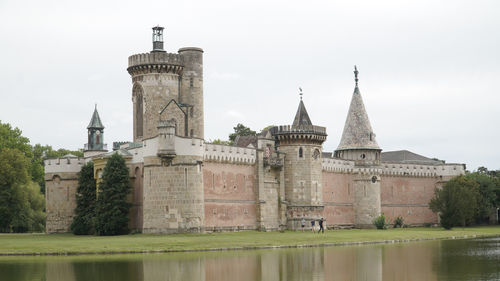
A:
1 237 499 281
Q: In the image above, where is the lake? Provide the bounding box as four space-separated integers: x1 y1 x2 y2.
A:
1 237 499 281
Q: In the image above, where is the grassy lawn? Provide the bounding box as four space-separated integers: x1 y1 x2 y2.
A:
1 226 499 255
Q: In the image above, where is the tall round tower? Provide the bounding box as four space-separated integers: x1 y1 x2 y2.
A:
272 92 327 230
335 66 382 228
127 26 185 142
178 47 204 139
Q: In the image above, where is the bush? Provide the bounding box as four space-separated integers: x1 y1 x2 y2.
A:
423 222 432 228
373 213 387 229
393 216 404 228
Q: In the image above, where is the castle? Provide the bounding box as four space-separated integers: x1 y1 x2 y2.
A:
44 27 465 233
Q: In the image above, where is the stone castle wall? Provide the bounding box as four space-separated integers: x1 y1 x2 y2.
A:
44 157 85 233
142 155 204 233
203 162 258 231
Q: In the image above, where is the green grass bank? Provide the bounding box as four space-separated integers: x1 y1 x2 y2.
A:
1 226 500 255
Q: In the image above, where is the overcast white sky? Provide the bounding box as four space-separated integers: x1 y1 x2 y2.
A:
0 0 499 171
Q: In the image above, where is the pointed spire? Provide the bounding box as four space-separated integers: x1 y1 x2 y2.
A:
354 65 359 86
87 105 104 129
292 88 313 127
336 67 380 151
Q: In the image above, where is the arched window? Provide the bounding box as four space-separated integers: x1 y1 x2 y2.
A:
133 84 144 138
299 147 303 158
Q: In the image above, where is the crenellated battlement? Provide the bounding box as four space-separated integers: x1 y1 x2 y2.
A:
127 52 184 75
272 125 327 145
44 157 85 174
204 143 256 164
381 162 465 177
322 158 355 173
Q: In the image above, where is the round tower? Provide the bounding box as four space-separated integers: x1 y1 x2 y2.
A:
178 47 204 139
335 66 382 228
127 26 184 142
272 92 327 230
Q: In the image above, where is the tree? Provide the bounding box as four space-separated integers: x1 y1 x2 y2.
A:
0 148 44 232
429 175 480 229
94 154 131 235
209 139 233 145
71 162 97 235
466 172 497 223
228 123 256 142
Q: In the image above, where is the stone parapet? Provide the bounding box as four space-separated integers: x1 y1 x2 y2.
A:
381 162 465 178
204 143 256 164
322 158 355 173
44 158 85 174
127 52 184 75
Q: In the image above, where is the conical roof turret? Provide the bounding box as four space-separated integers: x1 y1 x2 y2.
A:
87 105 104 129
292 99 312 127
336 67 380 151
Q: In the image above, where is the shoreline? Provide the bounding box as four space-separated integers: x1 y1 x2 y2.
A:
0 229 500 257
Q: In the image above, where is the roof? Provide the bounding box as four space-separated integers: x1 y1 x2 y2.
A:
233 135 258 148
292 99 313 128
381 150 444 164
87 107 104 129
336 85 380 151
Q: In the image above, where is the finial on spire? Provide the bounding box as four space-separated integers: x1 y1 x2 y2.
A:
354 65 359 86
95 103 97 110
299 87 303 100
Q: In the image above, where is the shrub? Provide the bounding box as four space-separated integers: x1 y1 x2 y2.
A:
373 213 387 230
393 216 404 228
423 222 432 228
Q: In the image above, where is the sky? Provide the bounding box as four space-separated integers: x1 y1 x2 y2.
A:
0 0 499 171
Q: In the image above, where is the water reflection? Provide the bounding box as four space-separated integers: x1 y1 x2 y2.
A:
1 237 499 281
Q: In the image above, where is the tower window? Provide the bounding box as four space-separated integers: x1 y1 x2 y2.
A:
299 147 303 158
190 129 194 137
189 77 194 88
190 107 194 117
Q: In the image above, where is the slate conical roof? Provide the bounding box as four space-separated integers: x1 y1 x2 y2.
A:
292 99 313 127
336 84 380 151
87 106 104 129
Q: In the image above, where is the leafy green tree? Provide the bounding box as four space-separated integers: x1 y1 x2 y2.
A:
429 175 480 229
0 148 29 232
229 123 256 142
465 172 497 223
95 154 131 235
71 162 97 235
210 139 233 145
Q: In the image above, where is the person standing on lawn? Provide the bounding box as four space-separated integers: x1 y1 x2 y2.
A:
301 218 306 232
318 218 325 233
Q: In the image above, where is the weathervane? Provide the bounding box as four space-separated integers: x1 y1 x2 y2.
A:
354 65 359 86
299 87 303 100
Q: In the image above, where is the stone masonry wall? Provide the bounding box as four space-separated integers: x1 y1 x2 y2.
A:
322 171 355 227
142 155 204 233
203 162 257 231
45 172 79 233
380 176 439 225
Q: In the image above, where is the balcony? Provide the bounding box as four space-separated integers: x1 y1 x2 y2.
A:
264 157 283 168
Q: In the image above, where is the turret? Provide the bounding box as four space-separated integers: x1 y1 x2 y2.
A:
272 89 327 230
84 105 107 157
335 66 382 228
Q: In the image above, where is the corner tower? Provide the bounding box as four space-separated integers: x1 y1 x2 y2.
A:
127 27 204 142
335 66 382 228
272 90 327 230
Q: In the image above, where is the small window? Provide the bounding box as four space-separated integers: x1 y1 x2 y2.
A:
189 77 194 88
190 129 194 137
360 153 366 159
190 107 194 117
299 147 303 158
